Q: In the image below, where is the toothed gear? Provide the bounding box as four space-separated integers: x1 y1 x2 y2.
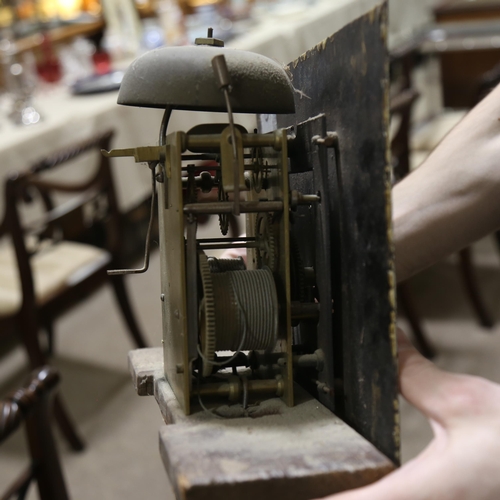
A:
199 253 216 376
251 146 264 193
218 182 229 235
255 213 277 272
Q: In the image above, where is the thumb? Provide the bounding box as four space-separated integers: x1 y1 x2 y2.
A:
397 328 460 425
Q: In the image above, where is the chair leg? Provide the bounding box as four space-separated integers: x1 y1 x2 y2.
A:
16 476 31 500
52 394 85 452
109 274 148 348
18 314 85 452
398 283 435 359
24 370 71 500
459 247 494 328
494 230 500 254
42 319 55 356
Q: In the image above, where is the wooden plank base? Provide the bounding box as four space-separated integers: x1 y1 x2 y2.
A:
129 348 395 500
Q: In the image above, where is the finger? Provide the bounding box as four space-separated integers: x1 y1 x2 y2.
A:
314 438 447 500
313 462 420 500
397 328 459 424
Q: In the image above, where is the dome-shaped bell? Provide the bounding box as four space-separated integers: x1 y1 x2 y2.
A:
117 45 296 114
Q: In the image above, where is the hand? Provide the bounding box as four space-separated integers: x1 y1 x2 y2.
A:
318 329 500 500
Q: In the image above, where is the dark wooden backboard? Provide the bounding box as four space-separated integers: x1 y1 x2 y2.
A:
274 1 399 464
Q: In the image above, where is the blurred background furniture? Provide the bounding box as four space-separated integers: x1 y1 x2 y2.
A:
0 0 381 261
433 0 500 108
0 130 148 451
390 45 435 358
0 366 70 500
389 23 500 356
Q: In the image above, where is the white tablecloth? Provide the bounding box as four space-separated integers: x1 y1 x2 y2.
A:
0 0 382 217
0 88 257 217
0 88 161 215
229 0 382 62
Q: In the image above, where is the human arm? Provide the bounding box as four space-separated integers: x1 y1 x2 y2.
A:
225 85 500 281
394 83 500 283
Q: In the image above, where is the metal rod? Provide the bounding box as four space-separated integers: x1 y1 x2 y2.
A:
159 106 172 146
107 160 158 276
198 236 256 244
184 200 283 215
215 352 249 368
107 106 172 276
293 351 324 371
194 378 282 398
225 87 240 216
300 194 321 204
199 242 259 250
180 154 258 164
290 302 321 320
212 54 240 216
222 89 237 162
159 106 172 210
181 154 219 162
186 218 199 359
185 133 281 151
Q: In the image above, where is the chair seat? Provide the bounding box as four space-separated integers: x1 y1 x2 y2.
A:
0 241 110 317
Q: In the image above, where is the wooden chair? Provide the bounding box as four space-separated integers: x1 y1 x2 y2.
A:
1 366 70 500
0 130 148 451
410 108 494 329
390 42 497 358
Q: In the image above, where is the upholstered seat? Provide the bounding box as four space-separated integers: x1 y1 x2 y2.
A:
0 241 109 316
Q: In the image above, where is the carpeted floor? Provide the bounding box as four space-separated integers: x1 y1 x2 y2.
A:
1 234 500 499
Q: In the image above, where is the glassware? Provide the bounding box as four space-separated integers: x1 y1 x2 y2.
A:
36 34 62 83
0 34 42 126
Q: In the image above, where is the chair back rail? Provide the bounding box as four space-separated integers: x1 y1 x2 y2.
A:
0 127 146 455
1 130 117 314
17 131 118 249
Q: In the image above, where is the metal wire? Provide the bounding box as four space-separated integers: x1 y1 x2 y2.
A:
197 279 248 367
211 267 278 351
107 106 172 275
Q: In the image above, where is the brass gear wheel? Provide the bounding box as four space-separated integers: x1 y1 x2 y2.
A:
218 182 229 235
198 253 216 377
251 146 264 193
255 213 277 272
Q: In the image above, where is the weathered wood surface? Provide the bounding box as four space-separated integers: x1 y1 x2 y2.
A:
129 348 395 500
276 1 399 464
128 347 163 396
